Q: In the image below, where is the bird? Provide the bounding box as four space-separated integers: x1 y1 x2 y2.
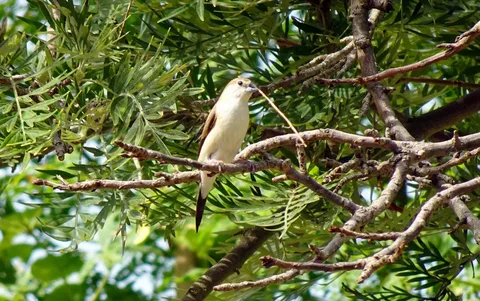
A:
196 77 257 232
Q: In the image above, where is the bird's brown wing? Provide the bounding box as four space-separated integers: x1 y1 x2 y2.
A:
196 106 217 232
198 106 217 155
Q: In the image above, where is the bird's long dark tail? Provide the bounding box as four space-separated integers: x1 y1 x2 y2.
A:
196 193 207 232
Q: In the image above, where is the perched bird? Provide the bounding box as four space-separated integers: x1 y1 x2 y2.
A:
196 77 257 232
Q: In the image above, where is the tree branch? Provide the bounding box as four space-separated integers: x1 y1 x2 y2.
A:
414 146 480 176
407 89 480 140
35 140 361 213
237 128 480 161
265 154 361 213
261 255 365 271
182 227 273 301
314 21 480 87
329 227 400 240
399 77 480 89
447 196 480 245
358 176 480 282
219 174 480 287
214 270 300 292
313 157 409 261
34 129 480 198
33 171 200 190
351 0 414 141
216 158 409 290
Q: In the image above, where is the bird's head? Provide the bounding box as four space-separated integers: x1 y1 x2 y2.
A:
221 77 258 101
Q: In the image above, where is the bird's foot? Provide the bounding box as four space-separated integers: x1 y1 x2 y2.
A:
205 159 225 176
233 158 257 173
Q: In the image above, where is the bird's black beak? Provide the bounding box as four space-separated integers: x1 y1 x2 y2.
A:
246 82 258 93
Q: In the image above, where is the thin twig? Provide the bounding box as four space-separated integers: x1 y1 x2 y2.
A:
119 0 133 36
415 147 480 176
257 89 307 147
213 270 301 292
329 227 400 240
33 171 200 190
399 77 480 89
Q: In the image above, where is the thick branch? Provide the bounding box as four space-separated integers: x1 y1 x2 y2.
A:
237 128 480 162
35 130 480 192
315 21 480 142
407 89 480 140
238 174 480 286
182 227 273 301
36 141 361 213
236 129 401 160
351 0 414 141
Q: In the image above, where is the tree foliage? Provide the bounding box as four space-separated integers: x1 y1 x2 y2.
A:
1 0 480 300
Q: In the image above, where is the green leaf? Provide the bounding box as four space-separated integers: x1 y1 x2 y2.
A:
196 0 205 21
123 117 145 146
291 16 322 34
20 151 31 173
182 87 205 96
5 244 35 262
83 146 104 157
0 258 16 284
157 4 193 23
154 128 189 140
35 169 77 179
45 284 85 301
31 253 84 282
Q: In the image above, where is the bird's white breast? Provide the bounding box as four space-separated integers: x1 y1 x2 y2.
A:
200 98 250 163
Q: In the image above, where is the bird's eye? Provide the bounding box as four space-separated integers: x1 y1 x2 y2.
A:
237 80 243 86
